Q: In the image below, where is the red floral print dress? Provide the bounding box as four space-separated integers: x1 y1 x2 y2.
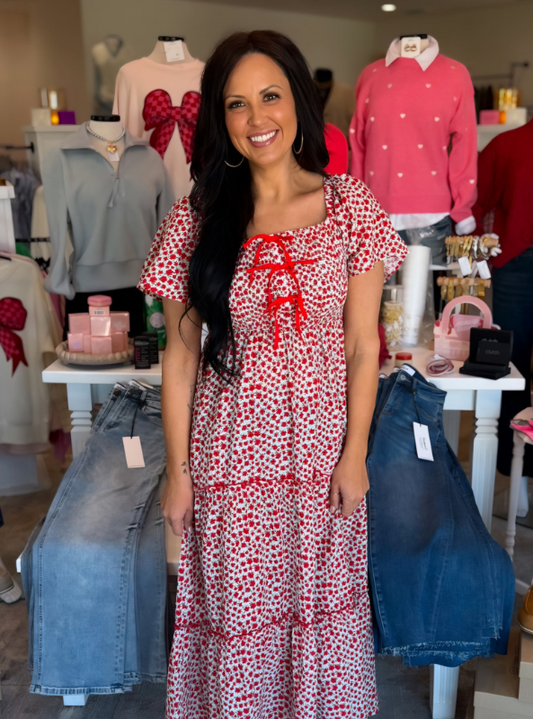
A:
138 174 408 719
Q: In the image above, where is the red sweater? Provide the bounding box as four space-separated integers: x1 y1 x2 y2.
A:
349 54 477 223
473 120 533 268
324 123 348 175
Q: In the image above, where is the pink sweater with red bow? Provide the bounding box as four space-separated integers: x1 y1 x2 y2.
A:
113 57 204 200
349 54 477 223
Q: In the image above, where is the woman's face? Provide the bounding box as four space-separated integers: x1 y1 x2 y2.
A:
223 53 298 169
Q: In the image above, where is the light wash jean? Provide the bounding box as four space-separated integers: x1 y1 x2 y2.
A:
366 367 515 667
21 381 168 695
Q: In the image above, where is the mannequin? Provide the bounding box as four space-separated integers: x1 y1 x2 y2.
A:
87 115 125 167
314 68 333 108
349 34 478 266
147 36 195 65
91 34 130 114
313 67 354 139
113 37 204 198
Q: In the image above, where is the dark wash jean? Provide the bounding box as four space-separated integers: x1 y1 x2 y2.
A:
492 246 533 478
21 382 168 695
366 367 515 667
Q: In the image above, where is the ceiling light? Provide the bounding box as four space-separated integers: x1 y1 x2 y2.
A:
381 3 397 10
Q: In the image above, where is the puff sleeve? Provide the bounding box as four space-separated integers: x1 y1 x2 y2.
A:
137 196 199 303
332 175 408 282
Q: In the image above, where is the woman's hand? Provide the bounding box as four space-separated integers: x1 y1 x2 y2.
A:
329 454 369 518
162 472 194 537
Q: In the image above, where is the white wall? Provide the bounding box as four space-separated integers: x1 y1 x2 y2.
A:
79 0 375 114
0 0 90 150
376 3 533 106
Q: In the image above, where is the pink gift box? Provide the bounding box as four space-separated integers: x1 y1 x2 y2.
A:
110 311 130 333
69 313 90 334
479 110 501 125
90 315 112 336
67 332 84 352
111 332 127 352
91 336 112 354
82 334 92 354
88 294 112 316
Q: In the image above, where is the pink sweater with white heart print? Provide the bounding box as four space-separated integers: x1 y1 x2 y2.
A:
349 54 477 223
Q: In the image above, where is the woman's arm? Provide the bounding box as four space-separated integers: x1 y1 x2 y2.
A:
329 260 384 517
160 297 202 536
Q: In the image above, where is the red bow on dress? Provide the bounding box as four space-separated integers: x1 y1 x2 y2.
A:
243 234 317 349
143 89 201 163
0 297 28 375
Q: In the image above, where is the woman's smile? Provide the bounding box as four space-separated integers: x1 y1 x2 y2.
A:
247 129 279 148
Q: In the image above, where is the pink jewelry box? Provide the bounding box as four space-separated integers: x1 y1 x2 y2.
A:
110 311 130 333
90 315 112 336
82 334 92 354
91 336 112 354
88 294 112 317
67 332 84 352
69 313 90 335
111 332 127 352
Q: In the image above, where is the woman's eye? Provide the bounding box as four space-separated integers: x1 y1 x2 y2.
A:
264 93 279 101
228 101 245 110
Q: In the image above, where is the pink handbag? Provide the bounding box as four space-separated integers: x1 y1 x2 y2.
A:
434 296 493 361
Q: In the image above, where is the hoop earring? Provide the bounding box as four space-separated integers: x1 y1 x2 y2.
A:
224 155 244 168
293 126 304 155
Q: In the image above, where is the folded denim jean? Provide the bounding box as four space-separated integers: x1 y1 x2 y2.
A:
366 367 515 667
21 381 168 695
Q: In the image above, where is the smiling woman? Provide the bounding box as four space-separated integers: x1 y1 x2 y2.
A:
137 28 408 719
188 31 329 377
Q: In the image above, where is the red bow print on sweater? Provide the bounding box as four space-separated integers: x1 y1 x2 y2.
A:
0 297 28 375
143 89 201 163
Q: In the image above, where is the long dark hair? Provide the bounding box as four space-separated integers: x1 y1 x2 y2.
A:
187 30 329 379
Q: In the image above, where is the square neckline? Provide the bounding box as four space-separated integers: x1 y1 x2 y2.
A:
245 175 335 242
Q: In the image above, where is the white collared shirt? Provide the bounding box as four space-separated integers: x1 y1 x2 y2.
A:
385 35 440 71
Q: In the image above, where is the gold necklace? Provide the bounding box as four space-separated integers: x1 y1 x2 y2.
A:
86 123 126 154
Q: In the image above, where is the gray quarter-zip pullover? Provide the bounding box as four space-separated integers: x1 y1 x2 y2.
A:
42 122 175 298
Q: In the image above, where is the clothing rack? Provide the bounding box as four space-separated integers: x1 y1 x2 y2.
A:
471 61 529 85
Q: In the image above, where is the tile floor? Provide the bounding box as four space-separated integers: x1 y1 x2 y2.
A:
0 412 531 718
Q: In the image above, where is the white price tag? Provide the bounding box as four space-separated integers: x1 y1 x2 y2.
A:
123 437 145 468
401 364 415 376
163 40 184 62
400 36 421 58
413 422 434 461
108 150 119 162
458 255 472 276
477 260 491 279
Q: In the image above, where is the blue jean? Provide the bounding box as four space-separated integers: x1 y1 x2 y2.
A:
367 367 515 667
492 246 533 478
21 381 168 695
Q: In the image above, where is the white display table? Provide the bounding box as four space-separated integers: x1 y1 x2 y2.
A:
39 347 525 715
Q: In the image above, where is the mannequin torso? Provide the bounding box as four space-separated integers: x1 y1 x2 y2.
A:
147 39 195 65
87 119 126 168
